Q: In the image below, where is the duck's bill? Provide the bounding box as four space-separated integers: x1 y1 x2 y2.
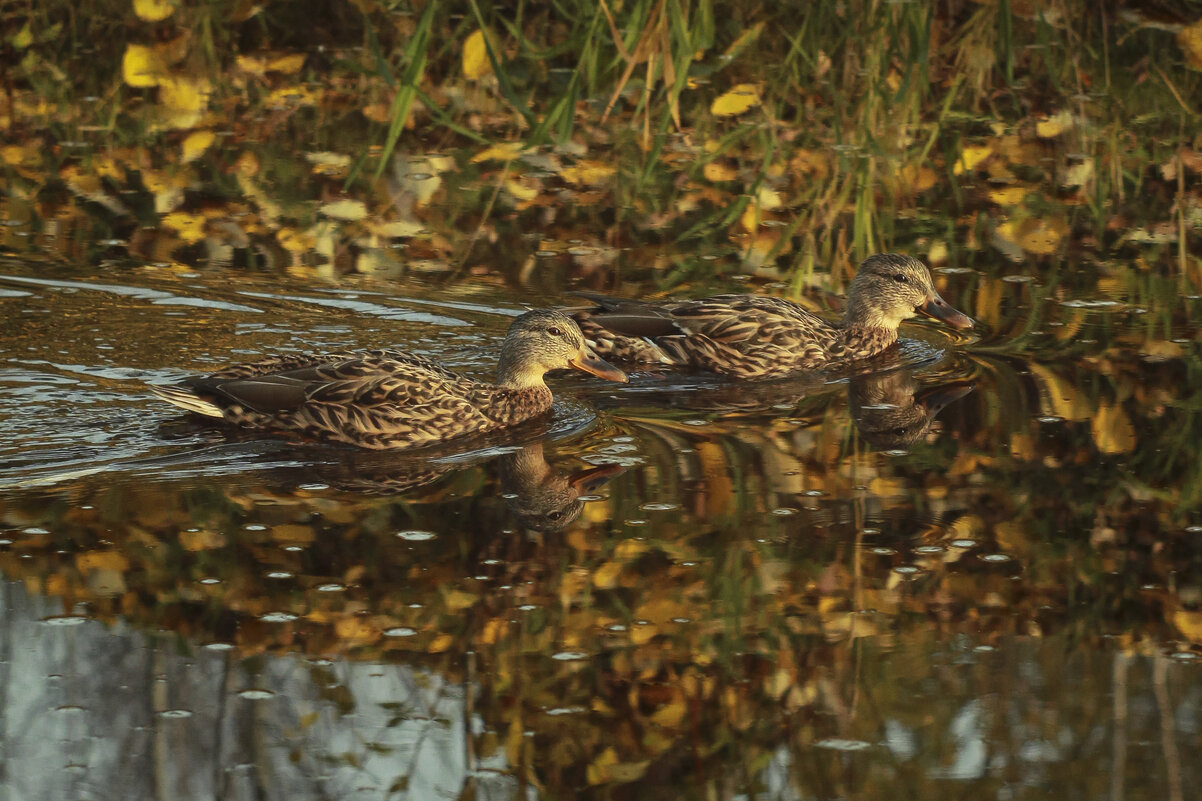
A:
569 352 629 383
918 295 974 330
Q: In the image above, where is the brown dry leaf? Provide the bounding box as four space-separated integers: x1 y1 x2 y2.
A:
1091 402 1136 454
1178 18 1202 70
462 29 493 80
703 161 738 182
711 83 761 117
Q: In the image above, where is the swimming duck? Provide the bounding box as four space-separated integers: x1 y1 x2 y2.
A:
148 309 627 450
573 253 973 379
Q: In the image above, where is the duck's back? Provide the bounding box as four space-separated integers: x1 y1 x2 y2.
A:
176 349 550 449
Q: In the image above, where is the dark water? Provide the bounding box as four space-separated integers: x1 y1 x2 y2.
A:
2 258 1201 800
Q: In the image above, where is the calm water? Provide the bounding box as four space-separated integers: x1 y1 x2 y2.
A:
1 253 1200 800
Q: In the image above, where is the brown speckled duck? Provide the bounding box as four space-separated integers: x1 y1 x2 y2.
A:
148 309 627 450
573 253 973 379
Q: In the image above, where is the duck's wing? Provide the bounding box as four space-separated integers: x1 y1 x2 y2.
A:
188 349 473 415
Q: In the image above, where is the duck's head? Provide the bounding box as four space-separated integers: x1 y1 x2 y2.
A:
497 309 628 389
844 254 974 332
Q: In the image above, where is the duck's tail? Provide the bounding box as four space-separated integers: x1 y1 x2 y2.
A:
147 384 224 419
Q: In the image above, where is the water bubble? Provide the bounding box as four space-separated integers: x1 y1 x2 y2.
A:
203 642 236 651
266 571 293 579
297 483 329 491
159 709 193 718
914 545 945 554
42 615 89 627
259 612 298 623
624 519 648 527
815 738 872 751
950 539 978 549
639 502 679 512
243 524 266 531
238 689 275 700
1170 652 1201 663
551 651 589 661
396 530 437 541
982 553 1012 563
771 508 798 516
546 706 586 716
316 583 345 592
198 578 221 585
384 627 418 637
577 494 603 502
893 565 922 575
871 547 897 555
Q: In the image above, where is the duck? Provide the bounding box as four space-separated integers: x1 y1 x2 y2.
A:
572 253 973 379
148 309 628 450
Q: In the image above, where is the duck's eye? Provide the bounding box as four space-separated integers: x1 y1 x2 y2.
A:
547 510 563 520
892 273 907 283
546 325 563 336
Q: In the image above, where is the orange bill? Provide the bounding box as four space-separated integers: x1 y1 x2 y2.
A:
569 350 629 383
918 293 974 330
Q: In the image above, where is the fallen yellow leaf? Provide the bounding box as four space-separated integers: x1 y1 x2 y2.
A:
559 161 616 185
162 211 208 243
1091 402 1136 454
320 199 368 220
181 130 214 163
133 0 176 22
122 44 168 88
462 29 493 80
703 161 738 182
711 83 761 116
268 53 306 74
988 185 1028 206
1035 109 1074 138
471 141 525 163
955 144 993 175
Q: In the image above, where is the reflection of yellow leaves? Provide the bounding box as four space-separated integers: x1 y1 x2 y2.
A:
305 151 351 174
504 177 540 202
76 551 129 573
181 130 214 163
1035 109 1074 138
366 219 424 238
270 523 314 543
995 216 1066 255
1028 362 1093 420
162 211 208 243
988 185 1028 206
427 633 454 652
898 164 936 193
593 561 622 589
133 0 176 22
471 141 525 163
335 617 380 645
955 144 992 174
122 44 168 87
1063 159 1094 187
268 53 306 74
160 75 209 112
559 161 617 185
320 199 368 220
1178 19 1202 70
462 29 493 80
1174 610 1202 643
1091 402 1136 454
703 161 738 181
587 747 650 785
711 83 761 116
443 588 477 612
650 697 687 727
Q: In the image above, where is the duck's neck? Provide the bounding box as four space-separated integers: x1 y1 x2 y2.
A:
834 321 898 358
484 383 554 425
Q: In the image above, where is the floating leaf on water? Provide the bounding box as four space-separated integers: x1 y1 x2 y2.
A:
320 199 368 221
268 54 306 74
955 144 992 175
1035 109 1074 138
703 161 738 182
711 83 761 116
471 142 525 163
558 161 617 185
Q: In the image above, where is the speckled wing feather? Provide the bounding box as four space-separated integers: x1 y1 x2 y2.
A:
179 349 550 450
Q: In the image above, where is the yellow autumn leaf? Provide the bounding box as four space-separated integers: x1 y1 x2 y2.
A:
427 632 454 652
235 55 267 76
320 199 368 220
471 141 525 163
504 177 540 202
462 29 493 80
1174 610 1202 643
703 161 738 182
650 697 687 727
1063 159 1094 187
593 561 623 589
162 211 208 243
1035 109 1074 138
13 23 33 49
181 130 214 163
159 75 209 113
265 84 318 107
559 161 616 185
1178 19 1202 70
122 44 168 87
955 144 993 175
898 164 936 193
1028 362 1093 420
988 185 1028 206
711 83 761 116
1091 402 1136 454
267 53 306 74
133 0 176 22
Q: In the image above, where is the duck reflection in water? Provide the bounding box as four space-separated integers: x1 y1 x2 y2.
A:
849 370 974 450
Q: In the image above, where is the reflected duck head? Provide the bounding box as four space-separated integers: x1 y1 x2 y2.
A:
850 370 974 450
845 254 974 333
